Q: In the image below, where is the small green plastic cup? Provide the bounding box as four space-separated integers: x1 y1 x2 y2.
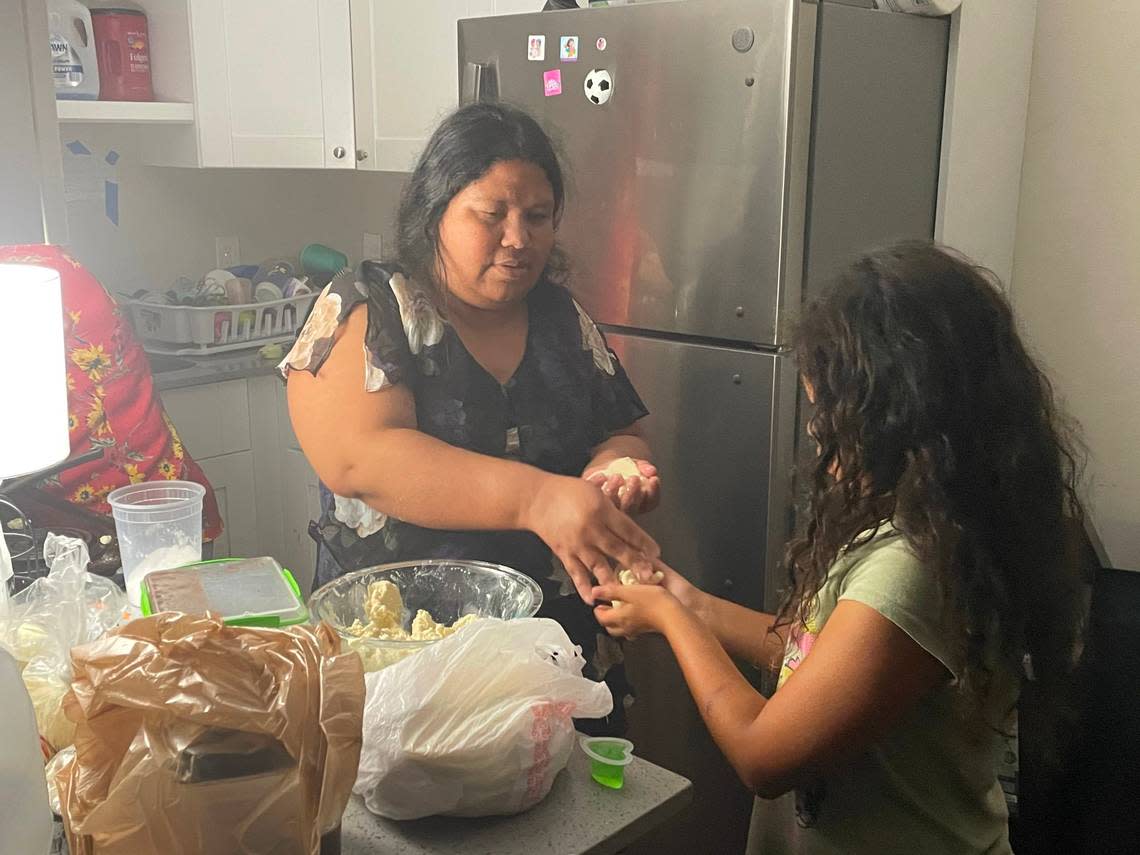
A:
580 736 634 790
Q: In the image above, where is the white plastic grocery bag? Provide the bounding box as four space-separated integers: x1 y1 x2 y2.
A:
354 617 613 819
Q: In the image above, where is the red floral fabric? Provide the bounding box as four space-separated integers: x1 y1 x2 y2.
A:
1 245 222 540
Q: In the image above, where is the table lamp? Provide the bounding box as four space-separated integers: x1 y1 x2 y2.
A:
0 263 71 610
0 262 68 855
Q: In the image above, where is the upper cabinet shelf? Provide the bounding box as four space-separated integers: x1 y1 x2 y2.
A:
56 100 194 124
51 0 535 170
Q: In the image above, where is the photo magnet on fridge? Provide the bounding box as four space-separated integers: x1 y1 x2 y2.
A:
543 68 563 97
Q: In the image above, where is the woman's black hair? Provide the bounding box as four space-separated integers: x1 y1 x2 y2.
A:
781 240 1086 747
395 101 568 293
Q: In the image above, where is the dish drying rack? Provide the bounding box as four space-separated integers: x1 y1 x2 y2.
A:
124 292 317 356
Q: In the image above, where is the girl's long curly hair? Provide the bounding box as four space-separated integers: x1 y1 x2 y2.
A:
779 241 1085 732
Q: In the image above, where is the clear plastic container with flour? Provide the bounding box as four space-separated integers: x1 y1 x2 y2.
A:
108 481 205 606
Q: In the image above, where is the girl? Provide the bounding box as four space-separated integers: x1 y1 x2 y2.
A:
595 242 1085 854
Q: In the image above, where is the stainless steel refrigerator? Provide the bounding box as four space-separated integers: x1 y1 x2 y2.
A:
459 2 949 851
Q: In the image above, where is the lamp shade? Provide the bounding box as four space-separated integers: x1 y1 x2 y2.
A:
0 264 70 479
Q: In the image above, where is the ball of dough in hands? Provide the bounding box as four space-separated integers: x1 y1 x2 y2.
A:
602 456 647 502
611 566 666 607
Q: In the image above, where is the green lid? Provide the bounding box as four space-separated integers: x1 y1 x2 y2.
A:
140 557 308 628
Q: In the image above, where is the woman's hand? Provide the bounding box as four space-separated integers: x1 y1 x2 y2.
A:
583 459 661 515
591 581 684 640
525 474 660 604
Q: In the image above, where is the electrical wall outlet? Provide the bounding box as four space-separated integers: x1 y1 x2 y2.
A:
215 236 240 268
363 232 383 261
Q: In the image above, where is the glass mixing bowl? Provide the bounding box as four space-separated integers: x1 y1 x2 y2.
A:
309 559 543 671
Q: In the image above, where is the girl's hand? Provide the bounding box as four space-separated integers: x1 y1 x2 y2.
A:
526 475 660 605
647 558 708 616
591 581 683 640
583 459 661 515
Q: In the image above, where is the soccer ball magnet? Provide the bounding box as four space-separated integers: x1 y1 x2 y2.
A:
584 69 613 106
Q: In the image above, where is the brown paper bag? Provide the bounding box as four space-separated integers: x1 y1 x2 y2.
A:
56 612 364 855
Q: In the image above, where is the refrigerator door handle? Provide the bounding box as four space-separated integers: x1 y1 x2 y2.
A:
462 61 498 104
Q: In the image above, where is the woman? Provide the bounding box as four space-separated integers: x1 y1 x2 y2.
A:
594 243 1085 853
283 103 660 731
0 244 222 543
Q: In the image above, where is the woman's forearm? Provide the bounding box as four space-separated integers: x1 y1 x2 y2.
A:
333 426 552 533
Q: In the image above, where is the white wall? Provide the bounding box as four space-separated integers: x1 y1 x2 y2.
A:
935 0 1038 287
1012 1 1140 569
58 126 407 297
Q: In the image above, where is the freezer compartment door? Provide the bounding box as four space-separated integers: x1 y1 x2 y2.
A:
458 0 801 345
605 331 795 610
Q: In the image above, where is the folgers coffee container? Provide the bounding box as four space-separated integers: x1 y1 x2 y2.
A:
91 4 154 101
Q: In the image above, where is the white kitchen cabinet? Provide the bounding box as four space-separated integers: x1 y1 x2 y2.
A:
144 0 355 167
282 447 322 592
198 451 259 559
487 1 545 15
160 376 322 587
269 377 322 592
351 0 494 172
80 0 530 170
349 0 541 172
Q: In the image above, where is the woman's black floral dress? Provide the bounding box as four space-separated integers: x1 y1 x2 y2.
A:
280 261 648 735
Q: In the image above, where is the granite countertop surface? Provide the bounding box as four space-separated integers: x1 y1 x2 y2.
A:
340 741 692 855
149 349 283 391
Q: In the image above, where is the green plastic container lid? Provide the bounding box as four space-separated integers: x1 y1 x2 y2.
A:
140 557 308 628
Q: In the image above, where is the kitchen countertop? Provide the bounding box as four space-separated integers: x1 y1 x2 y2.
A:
148 348 283 391
340 741 692 855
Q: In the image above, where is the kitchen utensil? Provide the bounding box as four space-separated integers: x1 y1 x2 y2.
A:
282 278 312 298
300 243 349 276
223 276 253 305
580 736 634 789
255 280 284 303
107 480 204 606
253 258 296 283
140 557 308 628
309 559 543 671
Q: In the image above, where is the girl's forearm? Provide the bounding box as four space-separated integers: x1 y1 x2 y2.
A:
662 603 768 783
695 593 787 671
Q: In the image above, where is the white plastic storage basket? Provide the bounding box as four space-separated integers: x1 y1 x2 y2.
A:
125 293 317 353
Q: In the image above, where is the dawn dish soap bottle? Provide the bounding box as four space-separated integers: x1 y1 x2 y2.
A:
48 0 100 100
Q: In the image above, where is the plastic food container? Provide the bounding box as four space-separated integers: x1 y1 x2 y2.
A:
108 480 204 606
91 5 153 101
580 737 635 789
140 557 308 627
308 559 543 672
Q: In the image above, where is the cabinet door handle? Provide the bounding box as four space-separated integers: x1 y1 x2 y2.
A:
356 149 368 162
332 146 347 159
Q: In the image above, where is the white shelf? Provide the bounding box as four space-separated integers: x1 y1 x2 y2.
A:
56 100 194 125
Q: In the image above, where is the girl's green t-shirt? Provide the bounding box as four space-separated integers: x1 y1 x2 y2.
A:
748 526 1017 855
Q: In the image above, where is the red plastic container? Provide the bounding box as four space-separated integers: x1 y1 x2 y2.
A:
91 7 153 101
